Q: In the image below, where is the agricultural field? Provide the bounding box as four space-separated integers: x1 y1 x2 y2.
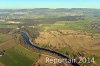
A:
0 8 100 66
0 25 18 28
40 19 100 33
0 21 18 28
0 33 12 43
0 44 39 66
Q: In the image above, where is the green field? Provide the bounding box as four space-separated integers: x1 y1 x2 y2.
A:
0 32 39 66
0 8 100 66
0 33 12 43
0 25 18 28
0 21 18 28
40 20 100 33
0 44 39 66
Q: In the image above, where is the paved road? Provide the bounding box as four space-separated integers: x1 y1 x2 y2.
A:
21 31 80 66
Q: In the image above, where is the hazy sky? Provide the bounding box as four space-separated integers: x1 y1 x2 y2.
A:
0 0 100 9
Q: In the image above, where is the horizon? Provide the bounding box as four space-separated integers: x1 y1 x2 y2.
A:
0 8 100 10
0 0 100 9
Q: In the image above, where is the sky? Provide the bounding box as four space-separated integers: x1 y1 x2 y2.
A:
0 0 100 9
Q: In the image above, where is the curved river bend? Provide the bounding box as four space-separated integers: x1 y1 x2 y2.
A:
21 32 80 66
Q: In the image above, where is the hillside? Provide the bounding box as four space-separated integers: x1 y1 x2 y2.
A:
34 30 100 66
35 30 100 51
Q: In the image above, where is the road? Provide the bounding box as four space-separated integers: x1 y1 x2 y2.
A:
20 31 80 66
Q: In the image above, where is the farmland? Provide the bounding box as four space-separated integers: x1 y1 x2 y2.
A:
0 8 100 66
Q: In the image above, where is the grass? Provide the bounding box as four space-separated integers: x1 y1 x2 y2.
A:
95 57 100 66
58 47 76 57
0 21 7 24
14 44 39 61
40 20 100 33
58 47 70 54
0 33 12 43
79 55 100 66
0 25 18 28
0 44 39 66
58 47 100 66
0 21 18 28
